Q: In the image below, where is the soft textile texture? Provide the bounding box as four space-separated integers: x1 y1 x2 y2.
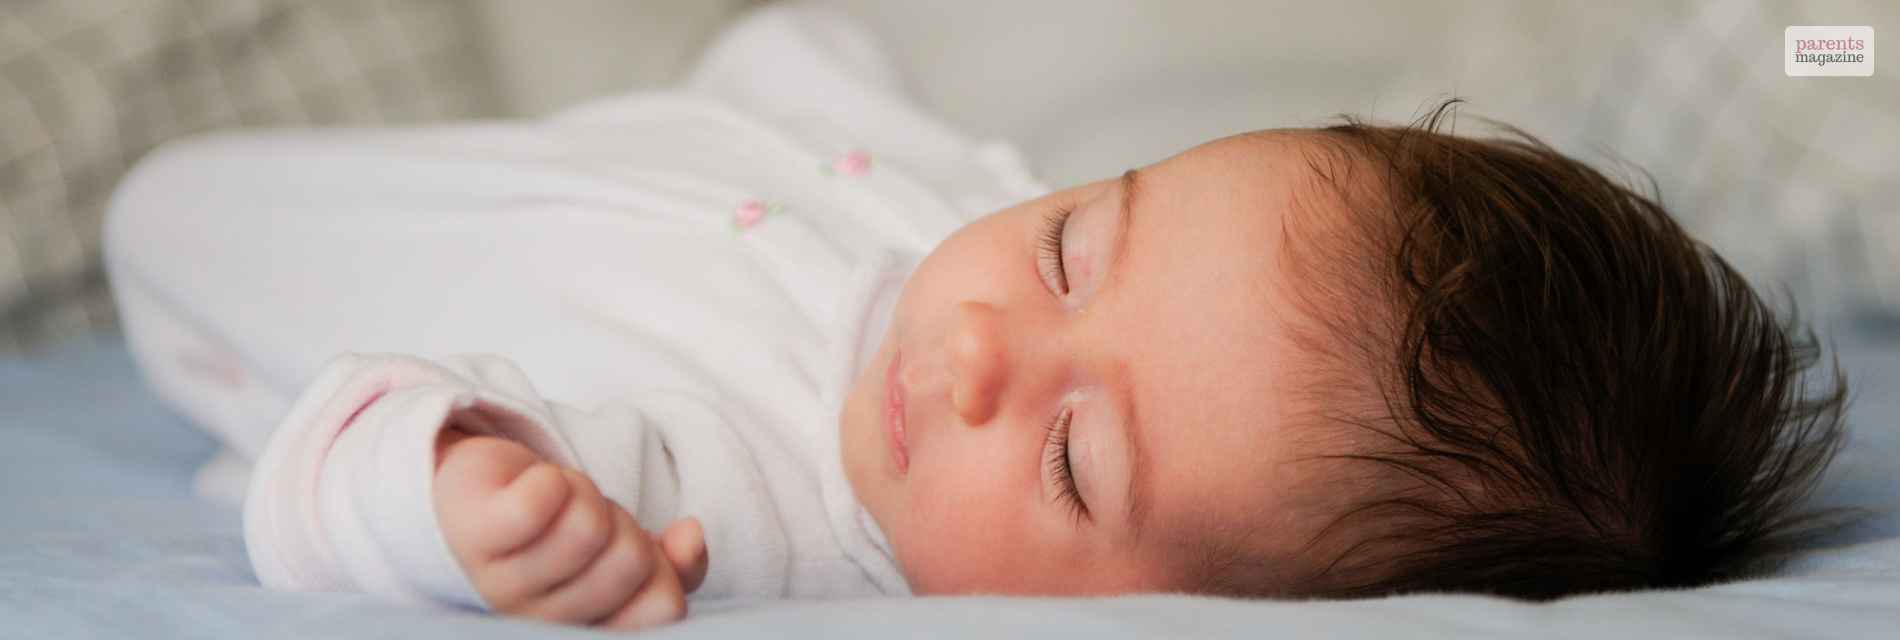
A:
246 353 585 608
0 0 498 352
6 334 1900 638
59 0 1900 626
106 3 1047 608
239 339 905 605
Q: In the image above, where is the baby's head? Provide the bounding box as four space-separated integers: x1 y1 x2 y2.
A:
838 99 1849 599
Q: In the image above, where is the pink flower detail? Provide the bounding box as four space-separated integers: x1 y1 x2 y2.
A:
830 150 872 177
734 199 769 229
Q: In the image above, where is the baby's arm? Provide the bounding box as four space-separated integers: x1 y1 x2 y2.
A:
434 429 707 630
243 353 712 623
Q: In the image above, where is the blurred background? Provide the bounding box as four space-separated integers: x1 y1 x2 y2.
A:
3 0 1895 354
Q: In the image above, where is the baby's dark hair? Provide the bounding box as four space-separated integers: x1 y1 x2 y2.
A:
1207 99 1853 600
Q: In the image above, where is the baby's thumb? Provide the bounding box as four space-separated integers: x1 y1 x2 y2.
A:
658 517 708 593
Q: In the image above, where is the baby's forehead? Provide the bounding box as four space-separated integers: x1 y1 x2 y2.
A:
1114 127 1398 590
1160 129 1309 172
1129 440 1372 593
1138 408 1393 592
1158 128 1381 219
1178 128 1333 161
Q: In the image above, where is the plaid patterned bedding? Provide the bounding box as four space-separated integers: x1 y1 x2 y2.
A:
0 0 497 352
1518 2 1899 328
2 1 1892 353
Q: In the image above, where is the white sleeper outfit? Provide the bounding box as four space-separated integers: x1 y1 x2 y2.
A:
104 4 1048 608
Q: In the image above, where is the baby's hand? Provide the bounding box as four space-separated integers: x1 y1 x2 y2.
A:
433 429 708 630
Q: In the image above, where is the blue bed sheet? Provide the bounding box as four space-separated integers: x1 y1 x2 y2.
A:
4 332 1899 639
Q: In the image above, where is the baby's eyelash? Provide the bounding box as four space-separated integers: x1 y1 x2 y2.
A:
1036 206 1073 295
1044 406 1089 524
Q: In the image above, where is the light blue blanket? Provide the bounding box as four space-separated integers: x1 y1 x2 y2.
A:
4 333 1898 638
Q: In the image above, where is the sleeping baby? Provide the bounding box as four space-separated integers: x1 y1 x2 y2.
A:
105 2 1848 632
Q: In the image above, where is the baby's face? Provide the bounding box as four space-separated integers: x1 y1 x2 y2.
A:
839 132 1343 594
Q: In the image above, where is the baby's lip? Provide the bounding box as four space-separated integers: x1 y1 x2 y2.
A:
885 348 910 475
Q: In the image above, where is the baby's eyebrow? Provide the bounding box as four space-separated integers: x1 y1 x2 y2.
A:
1103 170 1140 294
1113 168 1153 538
1119 168 1141 218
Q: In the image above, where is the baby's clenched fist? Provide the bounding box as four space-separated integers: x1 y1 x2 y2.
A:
432 429 708 630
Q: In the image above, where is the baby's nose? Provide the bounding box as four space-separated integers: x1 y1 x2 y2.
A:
948 300 1008 427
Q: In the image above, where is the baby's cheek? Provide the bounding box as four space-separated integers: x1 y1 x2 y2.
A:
897 471 1038 594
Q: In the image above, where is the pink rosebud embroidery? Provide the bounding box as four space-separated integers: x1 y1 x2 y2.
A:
829 150 872 177
733 199 769 229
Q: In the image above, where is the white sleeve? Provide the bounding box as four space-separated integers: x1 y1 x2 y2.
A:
241 351 673 610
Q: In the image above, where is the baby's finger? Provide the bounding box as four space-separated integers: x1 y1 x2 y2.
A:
485 470 614 602
518 507 655 625
436 432 540 489
435 436 563 556
601 534 688 630
658 517 708 593
433 428 476 470
477 461 571 556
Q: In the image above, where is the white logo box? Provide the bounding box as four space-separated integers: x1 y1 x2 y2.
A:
1786 26 1874 77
